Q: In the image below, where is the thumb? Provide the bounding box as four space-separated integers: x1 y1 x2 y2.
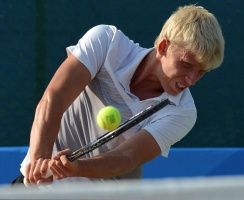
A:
59 148 72 155
53 148 72 160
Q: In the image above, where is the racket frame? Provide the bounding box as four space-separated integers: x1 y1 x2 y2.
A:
67 98 174 161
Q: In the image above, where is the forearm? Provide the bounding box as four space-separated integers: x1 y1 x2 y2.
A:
74 131 161 178
75 151 137 178
50 130 161 180
30 91 65 160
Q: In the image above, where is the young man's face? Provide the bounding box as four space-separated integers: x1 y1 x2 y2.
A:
157 39 207 95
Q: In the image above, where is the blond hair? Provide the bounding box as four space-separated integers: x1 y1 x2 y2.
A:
154 5 225 71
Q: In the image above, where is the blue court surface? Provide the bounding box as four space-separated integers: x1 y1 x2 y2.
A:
0 147 243 185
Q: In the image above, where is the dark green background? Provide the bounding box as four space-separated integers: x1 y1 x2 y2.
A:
0 0 243 147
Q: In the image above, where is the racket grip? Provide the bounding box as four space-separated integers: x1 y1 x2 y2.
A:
41 168 52 178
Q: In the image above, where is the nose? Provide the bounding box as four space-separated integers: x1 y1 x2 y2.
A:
185 72 198 85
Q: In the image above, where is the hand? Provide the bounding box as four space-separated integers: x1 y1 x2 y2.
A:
25 158 53 186
49 149 79 180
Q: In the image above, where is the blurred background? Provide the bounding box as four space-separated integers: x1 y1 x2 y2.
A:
0 0 243 147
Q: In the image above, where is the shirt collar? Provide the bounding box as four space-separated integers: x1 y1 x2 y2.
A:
160 91 183 106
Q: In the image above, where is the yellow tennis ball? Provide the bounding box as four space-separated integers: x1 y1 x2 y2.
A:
96 106 121 131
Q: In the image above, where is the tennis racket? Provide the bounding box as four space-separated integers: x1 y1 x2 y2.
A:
42 98 174 178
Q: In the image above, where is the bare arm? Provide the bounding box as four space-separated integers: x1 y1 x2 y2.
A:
49 129 161 179
26 54 91 184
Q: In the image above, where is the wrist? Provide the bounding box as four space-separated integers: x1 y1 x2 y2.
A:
73 160 83 177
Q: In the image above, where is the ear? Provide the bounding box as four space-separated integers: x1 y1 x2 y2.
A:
157 38 170 56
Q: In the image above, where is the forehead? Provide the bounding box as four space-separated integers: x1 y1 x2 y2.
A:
181 50 196 60
173 46 206 68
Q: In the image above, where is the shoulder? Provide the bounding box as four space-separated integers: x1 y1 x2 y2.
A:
80 25 116 44
82 25 135 52
178 89 196 112
83 25 124 41
86 24 117 35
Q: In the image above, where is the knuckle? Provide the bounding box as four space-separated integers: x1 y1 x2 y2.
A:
33 171 39 177
29 177 35 183
63 161 70 168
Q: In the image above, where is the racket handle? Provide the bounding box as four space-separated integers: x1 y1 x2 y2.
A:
41 168 52 178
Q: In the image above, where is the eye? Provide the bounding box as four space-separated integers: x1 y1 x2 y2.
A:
183 61 192 68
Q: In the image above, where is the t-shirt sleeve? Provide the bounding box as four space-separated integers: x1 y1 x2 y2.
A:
66 25 115 79
143 107 197 157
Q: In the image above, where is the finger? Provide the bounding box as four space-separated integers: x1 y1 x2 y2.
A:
24 163 31 186
60 155 78 173
33 158 43 183
37 176 53 186
56 158 71 176
59 155 75 173
49 159 63 179
61 148 72 155
29 161 38 184
50 159 70 180
54 148 72 159
40 159 50 176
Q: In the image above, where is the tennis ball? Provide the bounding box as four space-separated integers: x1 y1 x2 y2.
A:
96 106 121 131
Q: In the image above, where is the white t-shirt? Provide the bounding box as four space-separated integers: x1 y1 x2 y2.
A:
21 25 197 185
66 24 197 157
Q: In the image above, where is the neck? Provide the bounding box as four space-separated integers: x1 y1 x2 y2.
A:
130 49 164 100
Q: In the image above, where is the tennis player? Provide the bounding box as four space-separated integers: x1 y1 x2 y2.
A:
18 5 224 187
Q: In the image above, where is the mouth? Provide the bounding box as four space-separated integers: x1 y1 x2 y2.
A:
176 82 186 90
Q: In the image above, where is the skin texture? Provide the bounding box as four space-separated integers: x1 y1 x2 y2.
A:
25 38 206 186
